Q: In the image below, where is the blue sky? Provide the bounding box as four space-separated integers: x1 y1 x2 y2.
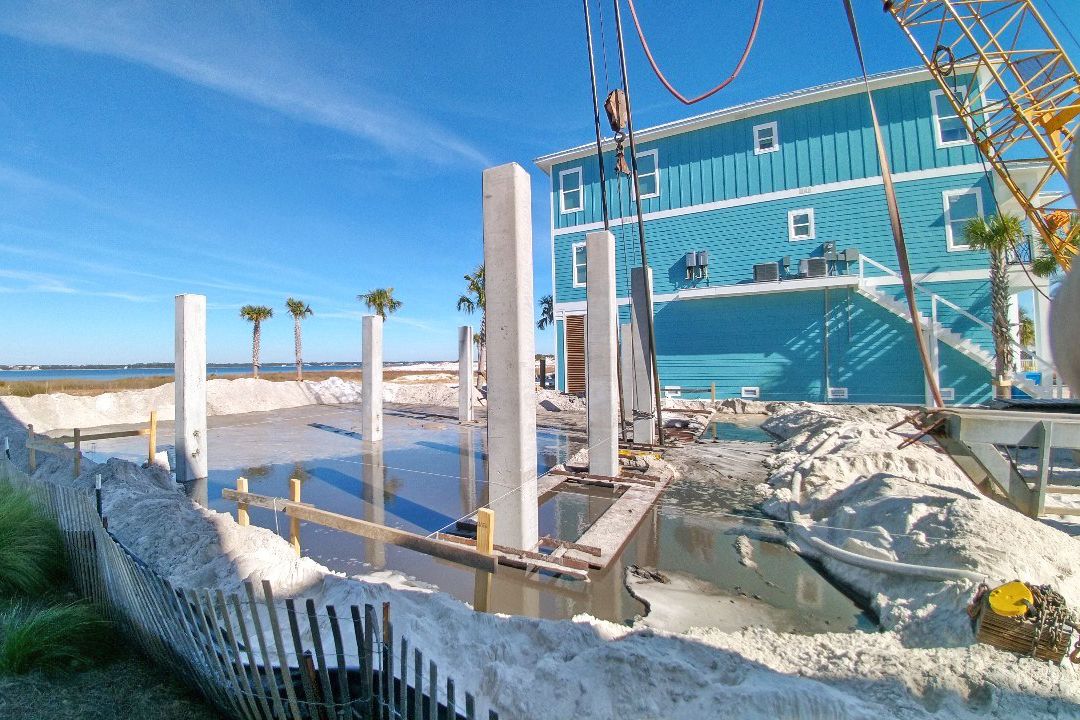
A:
2 1 1070 364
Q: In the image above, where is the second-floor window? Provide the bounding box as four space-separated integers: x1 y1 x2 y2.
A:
754 121 779 154
634 149 660 199
560 167 584 214
572 242 588 286
931 88 970 148
943 188 983 251
788 208 816 241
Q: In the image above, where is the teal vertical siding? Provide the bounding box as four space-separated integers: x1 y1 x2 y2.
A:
551 76 982 230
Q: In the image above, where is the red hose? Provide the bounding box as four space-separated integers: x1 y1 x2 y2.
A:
624 0 765 105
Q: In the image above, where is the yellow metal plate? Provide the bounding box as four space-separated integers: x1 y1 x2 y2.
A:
988 581 1034 618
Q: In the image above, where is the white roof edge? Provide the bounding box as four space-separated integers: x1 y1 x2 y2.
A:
534 65 943 173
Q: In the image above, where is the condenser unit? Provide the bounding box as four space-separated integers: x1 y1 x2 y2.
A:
799 257 827 278
753 262 779 282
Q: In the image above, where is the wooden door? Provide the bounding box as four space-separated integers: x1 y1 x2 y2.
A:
564 314 586 395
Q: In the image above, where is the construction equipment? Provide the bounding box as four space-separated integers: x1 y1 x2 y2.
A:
969 580 1080 662
886 0 1080 271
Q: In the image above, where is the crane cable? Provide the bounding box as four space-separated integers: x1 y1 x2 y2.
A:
625 0 765 105
843 0 944 409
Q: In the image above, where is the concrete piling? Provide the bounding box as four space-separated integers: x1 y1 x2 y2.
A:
586 230 619 477
175 294 208 504
459 325 475 423
629 268 657 445
362 315 383 443
482 162 538 549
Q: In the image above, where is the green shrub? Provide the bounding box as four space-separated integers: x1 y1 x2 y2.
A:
0 482 63 595
0 601 115 674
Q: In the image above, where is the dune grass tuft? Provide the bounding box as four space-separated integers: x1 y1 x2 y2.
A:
0 601 115 674
0 483 63 596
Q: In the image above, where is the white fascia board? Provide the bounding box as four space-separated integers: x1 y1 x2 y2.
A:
552 163 991 237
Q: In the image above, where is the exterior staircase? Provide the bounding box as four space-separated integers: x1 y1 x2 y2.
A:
854 255 1054 400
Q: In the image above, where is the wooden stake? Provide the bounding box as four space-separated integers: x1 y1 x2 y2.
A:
289 477 301 555
475 508 494 555
147 409 158 466
26 425 35 473
236 477 249 527
73 428 81 478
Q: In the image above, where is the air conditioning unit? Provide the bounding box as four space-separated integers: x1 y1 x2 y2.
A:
799 257 828 278
827 387 849 400
741 386 760 399
684 251 698 280
753 262 779 282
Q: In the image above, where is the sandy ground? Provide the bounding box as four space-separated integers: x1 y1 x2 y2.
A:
2 382 1080 718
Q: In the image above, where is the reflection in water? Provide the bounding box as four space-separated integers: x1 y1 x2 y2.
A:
203 416 870 632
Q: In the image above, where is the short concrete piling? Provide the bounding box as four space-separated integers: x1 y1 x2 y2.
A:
482 162 538 549
362 315 384 443
586 230 619 477
629 268 657 445
175 294 208 505
459 325 475 423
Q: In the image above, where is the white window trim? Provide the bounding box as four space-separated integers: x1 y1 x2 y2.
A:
753 121 779 155
559 167 584 214
930 88 971 150
571 241 587 287
788 208 816 241
943 188 984 251
633 148 660 200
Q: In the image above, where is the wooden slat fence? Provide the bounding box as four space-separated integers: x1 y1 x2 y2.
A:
0 456 496 720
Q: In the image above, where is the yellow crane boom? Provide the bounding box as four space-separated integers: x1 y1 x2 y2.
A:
886 0 1079 270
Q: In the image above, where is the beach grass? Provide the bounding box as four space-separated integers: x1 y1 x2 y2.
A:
0 369 451 398
0 601 115 675
0 483 64 596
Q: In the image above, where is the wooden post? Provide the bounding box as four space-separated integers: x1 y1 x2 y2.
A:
710 382 716 402
289 477 301 555
73 428 81 478
27 425 35 473
236 477 249 527
475 508 494 555
147 409 158 466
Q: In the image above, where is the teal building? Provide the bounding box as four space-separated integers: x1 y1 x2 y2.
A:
536 67 1056 406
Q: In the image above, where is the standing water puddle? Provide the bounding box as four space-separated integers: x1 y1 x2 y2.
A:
85 405 872 631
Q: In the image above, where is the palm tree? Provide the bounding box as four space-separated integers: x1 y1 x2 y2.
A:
358 288 402 321
537 294 554 330
963 213 1023 397
285 298 313 381
1018 307 1035 348
1032 210 1078 278
239 305 273 379
456 265 486 382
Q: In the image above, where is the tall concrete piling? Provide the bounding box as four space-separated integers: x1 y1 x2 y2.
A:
459 325 475 423
362 315 383 443
482 162 538 549
174 294 208 505
620 321 635 427
586 230 619 477
630 267 657 445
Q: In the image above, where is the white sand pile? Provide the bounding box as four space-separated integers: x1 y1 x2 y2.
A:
0 378 591 433
759 403 1080 648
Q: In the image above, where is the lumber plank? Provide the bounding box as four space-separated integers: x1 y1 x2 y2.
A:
537 535 602 557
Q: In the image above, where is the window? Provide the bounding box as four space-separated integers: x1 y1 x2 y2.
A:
572 242 587 287
559 167 584 214
634 149 660 199
753 121 778 154
943 188 984 250
788 208 816 241
931 88 970 148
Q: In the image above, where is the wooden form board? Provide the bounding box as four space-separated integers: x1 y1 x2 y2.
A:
221 488 497 573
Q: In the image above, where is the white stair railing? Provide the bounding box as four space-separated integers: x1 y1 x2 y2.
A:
856 254 1062 396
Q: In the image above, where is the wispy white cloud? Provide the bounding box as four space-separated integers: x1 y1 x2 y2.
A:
0 2 490 167
0 268 157 302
